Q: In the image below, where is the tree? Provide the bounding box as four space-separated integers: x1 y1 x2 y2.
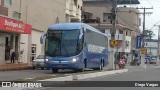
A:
143 30 155 39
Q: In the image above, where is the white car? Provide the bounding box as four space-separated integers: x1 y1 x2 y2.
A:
32 55 46 70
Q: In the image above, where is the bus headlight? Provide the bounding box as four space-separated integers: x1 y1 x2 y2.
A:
45 58 52 62
45 59 49 62
71 58 79 63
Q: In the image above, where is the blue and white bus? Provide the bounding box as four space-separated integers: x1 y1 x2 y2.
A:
40 23 109 73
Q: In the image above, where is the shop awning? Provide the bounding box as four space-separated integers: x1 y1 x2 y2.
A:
0 16 32 34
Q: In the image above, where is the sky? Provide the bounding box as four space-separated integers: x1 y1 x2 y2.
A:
138 0 160 39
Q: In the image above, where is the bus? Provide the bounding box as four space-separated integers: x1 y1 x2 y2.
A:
40 23 109 73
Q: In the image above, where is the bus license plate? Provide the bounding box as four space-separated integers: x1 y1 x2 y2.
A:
58 65 63 67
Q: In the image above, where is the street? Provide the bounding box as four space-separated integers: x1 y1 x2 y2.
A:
0 69 76 81
0 64 159 81
32 65 160 90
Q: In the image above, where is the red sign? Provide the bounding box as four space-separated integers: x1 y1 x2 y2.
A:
0 16 32 34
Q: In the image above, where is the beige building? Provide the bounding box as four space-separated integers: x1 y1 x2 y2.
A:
83 0 140 61
0 0 82 65
83 1 139 52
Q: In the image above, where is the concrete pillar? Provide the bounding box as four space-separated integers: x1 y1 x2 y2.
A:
10 35 16 50
27 34 32 66
0 34 5 64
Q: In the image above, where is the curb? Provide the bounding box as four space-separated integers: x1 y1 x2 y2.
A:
39 69 128 81
72 69 128 80
39 76 73 81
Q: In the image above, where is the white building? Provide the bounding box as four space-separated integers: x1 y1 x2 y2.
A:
144 39 159 57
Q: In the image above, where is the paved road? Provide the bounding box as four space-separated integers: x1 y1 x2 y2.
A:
0 64 160 90
32 65 160 90
0 64 111 81
0 69 76 81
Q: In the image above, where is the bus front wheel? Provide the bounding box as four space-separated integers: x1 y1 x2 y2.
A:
52 68 58 73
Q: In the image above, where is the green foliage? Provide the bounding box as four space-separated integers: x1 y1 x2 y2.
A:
143 30 155 39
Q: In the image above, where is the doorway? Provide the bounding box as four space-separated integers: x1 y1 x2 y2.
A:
5 36 10 60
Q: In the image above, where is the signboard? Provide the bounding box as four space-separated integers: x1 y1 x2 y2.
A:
110 39 117 47
0 16 32 34
141 47 147 55
136 35 142 49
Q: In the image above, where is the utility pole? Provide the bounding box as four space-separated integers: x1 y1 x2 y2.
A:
155 25 160 66
110 0 117 69
137 7 153 68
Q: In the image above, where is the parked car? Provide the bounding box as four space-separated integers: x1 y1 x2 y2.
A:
149 57 156 64
32 55 47 70
130 58 141 66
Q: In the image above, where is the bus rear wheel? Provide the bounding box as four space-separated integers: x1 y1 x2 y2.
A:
94 61 103 70
52 68 58 73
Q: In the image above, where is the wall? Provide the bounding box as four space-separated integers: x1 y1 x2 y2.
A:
145 41 158 56
117 7 140 31
31 30 43 57
0 33 5 64
83 2 112 23
19 34 29 63
20 0 66 32
125 36 131 52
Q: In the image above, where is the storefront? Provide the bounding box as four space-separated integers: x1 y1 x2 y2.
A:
0 16 32 64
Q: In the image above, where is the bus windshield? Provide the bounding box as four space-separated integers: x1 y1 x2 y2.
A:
45 30 80 57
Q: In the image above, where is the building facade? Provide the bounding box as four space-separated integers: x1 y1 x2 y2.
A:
144 39 159 57
82 0 140 62
0 0 32 64
0 0 83 65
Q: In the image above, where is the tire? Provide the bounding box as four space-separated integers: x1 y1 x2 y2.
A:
32 66 36 70
46 68 50 70
41 67 44 70
100 61 103 70
79 63 85 72
94 61 103 70
76 61 85 72
52 68 58 73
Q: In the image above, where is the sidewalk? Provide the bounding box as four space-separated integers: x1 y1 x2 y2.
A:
0 63 32 71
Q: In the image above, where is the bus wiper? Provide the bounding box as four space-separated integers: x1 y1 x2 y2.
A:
62 35 69 57
62 43 69 57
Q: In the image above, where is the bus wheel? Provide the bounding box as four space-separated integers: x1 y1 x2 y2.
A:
79 65 85 72
41 67 44 70
77 61 85 72
97 61 103 70
52 68 58 73
32 66 36 70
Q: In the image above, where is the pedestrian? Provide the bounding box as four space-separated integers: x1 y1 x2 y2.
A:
11 50 16 63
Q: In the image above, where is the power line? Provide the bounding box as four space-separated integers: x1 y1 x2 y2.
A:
116 14 136 29
103 1 140 30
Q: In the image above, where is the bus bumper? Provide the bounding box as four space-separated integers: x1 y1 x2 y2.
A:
44 62 82 70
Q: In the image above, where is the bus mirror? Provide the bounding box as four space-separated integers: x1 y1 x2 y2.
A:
40 33 46 44
78 33 84 44
79 33 84 40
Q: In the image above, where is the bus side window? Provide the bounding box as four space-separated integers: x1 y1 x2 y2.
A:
78 35 84 52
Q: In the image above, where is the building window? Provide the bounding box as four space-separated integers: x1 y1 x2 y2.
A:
30 44 37 61
5 0 12 5
13 11 21 19
126 31 128 36
119 30 123 34
103 13 111 22
108 16 111 19
74 0 77 6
